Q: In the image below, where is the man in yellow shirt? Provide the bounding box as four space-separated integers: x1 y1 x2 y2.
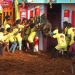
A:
3 16 11 33
9 32 17 53
53 28 58 35
0 28 4 55
18 24 24 31
3 28 11 51
28 27 37 53
63 22 71 50
13 19 24 51
18 23 24 51
3 28 17 53
15 33 22 51
67 27 75 45
53 30 67 55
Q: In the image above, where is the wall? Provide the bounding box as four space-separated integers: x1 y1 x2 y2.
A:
28 4 46 19
47 4 61 30
61 4 75 29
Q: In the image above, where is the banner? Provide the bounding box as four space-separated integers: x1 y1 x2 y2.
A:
14 0 20 20
64 10 70 22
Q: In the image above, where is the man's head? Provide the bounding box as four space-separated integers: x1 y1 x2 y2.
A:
6 28 11 32
15 19 21 25
5 15 10 20
5 15 12 25
63 21 69 28
0 28 4 32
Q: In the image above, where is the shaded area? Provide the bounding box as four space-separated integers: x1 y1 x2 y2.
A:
47 4 61 31
47 4 61 51
0 51 75 75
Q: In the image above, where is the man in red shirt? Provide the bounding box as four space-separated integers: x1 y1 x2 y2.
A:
34 36 39 52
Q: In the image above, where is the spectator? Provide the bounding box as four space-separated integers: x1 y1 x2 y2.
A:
0 28 4 55
3 15 11 33
52 29 67 56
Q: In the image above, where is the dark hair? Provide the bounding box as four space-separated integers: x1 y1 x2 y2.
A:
0 28 4 32
68 23 72 28
5 15 10 21
15 19 21 25
63 21 69 28
6 28 11 32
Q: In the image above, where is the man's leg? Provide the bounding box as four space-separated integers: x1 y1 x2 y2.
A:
29 43 34 53
12 42 17 53
9 43 13 52
18 41 22 50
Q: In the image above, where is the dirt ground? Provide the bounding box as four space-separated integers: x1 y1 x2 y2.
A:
0 50 75 75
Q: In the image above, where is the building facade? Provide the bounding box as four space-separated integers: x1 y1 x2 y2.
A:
0 0 13 24
1 0 75 29
55 0 75 28
1 0 75 51
23 0 75 50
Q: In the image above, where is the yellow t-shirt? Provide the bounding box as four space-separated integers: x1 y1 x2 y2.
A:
18 24 24 31
53 29 58 35
15 33 22 42
53 33 67 51
68 27 75 45
3 34 9 42
28 31 36 43
8 32 15 43
4 20 7 27
3 32 15 43
12 27 22 42
4 24 10 31
67 27 73 35
12 28 18 34
0 32 4 41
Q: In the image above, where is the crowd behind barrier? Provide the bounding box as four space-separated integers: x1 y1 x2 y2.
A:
0 15 75 58
0 15 51 56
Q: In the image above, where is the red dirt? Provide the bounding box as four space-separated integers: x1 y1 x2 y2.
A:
0 51 75 75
